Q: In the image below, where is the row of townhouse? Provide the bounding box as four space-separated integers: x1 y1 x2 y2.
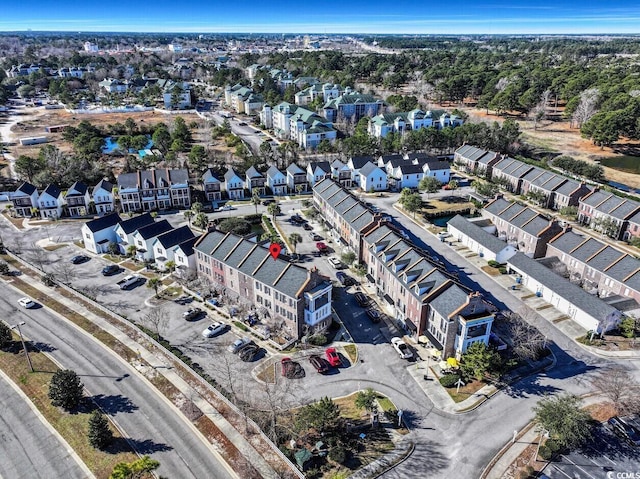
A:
194 230 333 339
12 169 192 219
260 102 337 149
446 215 622 333
456 144 640 242
98 78 192 109
454 144 592 211
11 180 116 219
117 169 191 213
545 227 640 303
5 64 96 79
313 178 496 359
367 109 464 139
480 196 563 258
82 212 197 272
224 84 265 115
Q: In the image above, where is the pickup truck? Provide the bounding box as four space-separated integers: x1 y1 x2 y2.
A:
117 274 142 290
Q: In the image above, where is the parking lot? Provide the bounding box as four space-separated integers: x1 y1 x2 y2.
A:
542 424 640 479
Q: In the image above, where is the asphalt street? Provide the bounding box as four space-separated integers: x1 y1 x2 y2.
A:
0 372 89 479
0 286 235 479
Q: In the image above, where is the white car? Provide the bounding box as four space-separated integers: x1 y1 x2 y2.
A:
327 257 343 269
391 337 413 360
18 297 36 309
228 337 251 353
202 321 226 338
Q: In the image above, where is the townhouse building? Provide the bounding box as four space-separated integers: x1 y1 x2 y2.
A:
347 156 375 188
266 166 288 196
490 157 534 193
202 169 222 203
313 178 380 259
545 228 640 303
245 166 266 195
626 211 640 243
172 237 198 277
38 184 65 219
330 160 353 188
11 182 39 217
81 213 122 254
481 197 562 258
367 109 463 139
520 166 591 210
454 145 501 177
294 83 343 106
577 190 640 240
159 80 192 109
117 169 191 213
64 181 90 217
286 163 308 193
447 215 519 264
422 160 451 184
194 230 333 338
224 167 245 200
92 179 115 215
307 162 331 187
132 219 174 261
99 78 128 94
359 162 388 192
114 213 155 254
151 225 195 270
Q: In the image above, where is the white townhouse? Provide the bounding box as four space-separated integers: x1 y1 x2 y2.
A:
394 164 425 190
38 184 65 219
202 169 222 203
160 80 192 109
150 225 195 270
266 166 288 196
358 162 388 192
92 179 115 215
286 163 308 193
81 213 121 254
224 167 245 200
245 166 266 195
347 156 375 187
114 213 155 255
64 181 90 217
171 237 198 277
117 169 191 213
131 220 174 262
98 78 128 94
307 162 331 187
11 182 39 217
331 159 353 188
423 160 451 184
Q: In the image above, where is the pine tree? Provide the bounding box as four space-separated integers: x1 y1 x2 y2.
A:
48 369 84 410
88 411 113 449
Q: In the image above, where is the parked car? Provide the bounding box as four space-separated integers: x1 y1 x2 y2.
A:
221 204 236 211
302 223 313 231
309 354 329 374
262 199 275 206
18 297 36 309
202 321 226 338
608 417 640 446
70 255 90 264
238 343 260 362
118 274 142 290
316 242 329 255
354 292 369 307
101 264 120 276
309 232 322 241
366 307 381 323
237 121 247 126
336 271 355 286
228 337 252 353
391 337 413 360
325 347 341 367
281 357 305 378
183 307 203 321
328 257 344 269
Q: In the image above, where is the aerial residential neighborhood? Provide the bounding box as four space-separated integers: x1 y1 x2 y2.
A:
2 27 640 479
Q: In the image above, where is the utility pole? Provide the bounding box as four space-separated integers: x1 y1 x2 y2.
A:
11 322 33 372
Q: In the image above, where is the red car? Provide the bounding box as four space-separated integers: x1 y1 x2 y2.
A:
325 347 341 367
281 357 292 376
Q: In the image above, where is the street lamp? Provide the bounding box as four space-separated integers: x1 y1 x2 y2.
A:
534 427 549 462
11 321 34 372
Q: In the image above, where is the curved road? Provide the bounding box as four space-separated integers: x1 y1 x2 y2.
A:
0 286 235 479
0 372 89 479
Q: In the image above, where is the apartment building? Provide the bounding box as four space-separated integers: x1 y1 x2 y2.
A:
117 169 191 213
322 93 384 123
577 190 640 240
264 102 336 149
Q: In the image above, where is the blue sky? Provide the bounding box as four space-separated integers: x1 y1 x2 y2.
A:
2 1 640 34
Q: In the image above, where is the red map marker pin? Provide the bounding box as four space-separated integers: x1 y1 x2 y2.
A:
269 243 282 260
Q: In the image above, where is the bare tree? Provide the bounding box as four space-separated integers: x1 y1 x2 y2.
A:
591 367 640 415
53 261 77 285
571 88 600 128
27 242 49 271
141 305 169 337
530 89 551 130
506 306 547 361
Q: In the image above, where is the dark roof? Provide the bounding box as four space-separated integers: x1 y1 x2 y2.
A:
154 225 195 249
202 168 221 183
84 212 121 233
135 219 173 240
66 181 88 197
349 156 374 169
397 164 424 175
308 161 331 174
174 236 197 256
424 160 450 171
42 184 62 198
15 182 36 195
117 212 155 234
93 179 113 194
447 215 515 254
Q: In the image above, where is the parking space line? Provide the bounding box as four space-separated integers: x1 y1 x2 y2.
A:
550 463 573 478
560 455 598 479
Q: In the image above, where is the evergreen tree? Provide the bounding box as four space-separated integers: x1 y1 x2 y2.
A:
88 411 113 449
48 369 84 410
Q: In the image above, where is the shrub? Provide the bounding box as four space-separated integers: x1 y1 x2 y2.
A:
0 322 11 349
218 218 251 235
545 438 561 453
244 213 263 224
538 444 553 460
619 316 636 339
487 260 500 268
328 445 347 464
517 466 535 479
308 334 327 346
439 374 461 388
88 411 113 449
0 261 9 274
498 266 508 274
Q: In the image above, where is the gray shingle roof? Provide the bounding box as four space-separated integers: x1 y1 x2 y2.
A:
447 215 513 254
202 169 221 183
286 163 305 175
429 284 469 320
85 212 121 233
359 161 381 177
349 156 374 170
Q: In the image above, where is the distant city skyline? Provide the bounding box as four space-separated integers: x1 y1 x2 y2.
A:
2 1 640 34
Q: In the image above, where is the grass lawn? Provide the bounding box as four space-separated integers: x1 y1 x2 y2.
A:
120 261 145 272
43 243 69 251
0 337 138 479
2 211 25 229
343 344 357 364
334 393 368 421
445 379 487 403
102 254 123 263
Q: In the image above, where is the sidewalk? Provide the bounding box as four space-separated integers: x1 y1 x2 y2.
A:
4 266 285 479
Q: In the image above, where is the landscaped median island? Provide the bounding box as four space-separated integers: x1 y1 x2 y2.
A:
1 254 296 478
0 330 139 479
